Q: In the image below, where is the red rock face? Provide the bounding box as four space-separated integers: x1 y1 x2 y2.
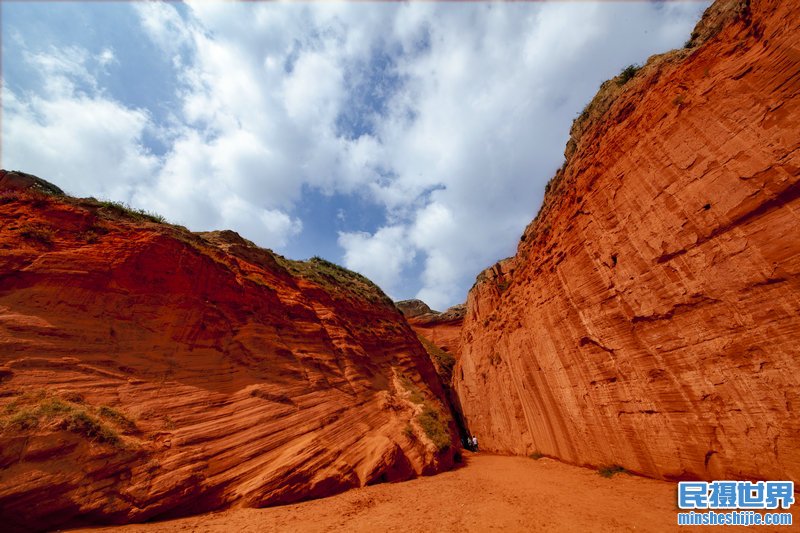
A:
455 0 800 483
396 300 465 360
0 176 458 531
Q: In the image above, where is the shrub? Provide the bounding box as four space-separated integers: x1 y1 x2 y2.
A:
8 409 39 430
275 254 393 306
598 464 626 478
96 199 167 224
62 411 121 446
0 390 125 447
19 224 54 246
417 403 451 453
617 64 641 86
37 398 73 417
400 377 426 405
60 391 85 403
529 452 544 460
415 334 455 384
98 405 137 433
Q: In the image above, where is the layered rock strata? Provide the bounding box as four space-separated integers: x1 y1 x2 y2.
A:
396 300 465 360
455 0 800 483
0 171 458 531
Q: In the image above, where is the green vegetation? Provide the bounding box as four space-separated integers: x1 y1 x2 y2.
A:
684 30 700 48
400 376 426 405
598 464 627 478
94 199 167 224
37 397 73 417
417 403 451 453
529 451 545 460
616 64 641 86
9 171 395 311
7 409 39 430
0 389 133 447
415 333 455 384
0 191 20 204
397 374 452 452
277 255 393 305
60 391 85 403
62 411 121 446
99 405 138 433
19 224 54 246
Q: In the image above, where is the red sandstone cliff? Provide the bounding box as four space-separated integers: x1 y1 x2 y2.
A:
396 300 465 361
455 0 800 483
0 171 458 531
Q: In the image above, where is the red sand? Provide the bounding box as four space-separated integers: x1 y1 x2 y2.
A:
71 454 798 532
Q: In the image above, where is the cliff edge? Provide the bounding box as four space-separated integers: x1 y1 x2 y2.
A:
455 0 800 483
0 171 459 531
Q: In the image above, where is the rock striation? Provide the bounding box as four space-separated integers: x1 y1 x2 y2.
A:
396 300 465 361
0 171 458 531
396 299 470 447
455 0 800 483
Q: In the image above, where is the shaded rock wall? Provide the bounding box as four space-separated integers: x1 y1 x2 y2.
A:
396 300 465 359
455 0 800 483
0 174 458 531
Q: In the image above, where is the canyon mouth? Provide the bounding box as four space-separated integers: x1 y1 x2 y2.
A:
1 0 799 530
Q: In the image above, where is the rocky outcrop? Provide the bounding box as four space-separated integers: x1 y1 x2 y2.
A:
396 300 465 360
396 299 469 446
0 172 459 531
455 0 800 484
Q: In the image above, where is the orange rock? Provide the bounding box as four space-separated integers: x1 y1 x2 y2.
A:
396 300 465 361
0 173 459 531
455 0 800 484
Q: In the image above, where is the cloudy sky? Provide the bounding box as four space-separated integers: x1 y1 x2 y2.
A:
2 1 709 309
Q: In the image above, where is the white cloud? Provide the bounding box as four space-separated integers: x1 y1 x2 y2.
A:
97 48 117 68
220 196 302 249
2 44 158 200
135 1 193 60
338 226 414 296
3 1 709 306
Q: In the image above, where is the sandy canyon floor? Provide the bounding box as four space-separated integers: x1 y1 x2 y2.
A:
70 454 798 532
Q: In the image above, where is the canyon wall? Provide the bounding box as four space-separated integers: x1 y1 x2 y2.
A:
455 0 800 483
0 172 458 531
396 299 465 359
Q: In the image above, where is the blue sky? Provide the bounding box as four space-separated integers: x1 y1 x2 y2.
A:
2 1 709 309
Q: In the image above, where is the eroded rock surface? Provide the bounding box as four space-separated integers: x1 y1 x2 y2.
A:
396 300 465 360
0 173 458 531
455 0 800 483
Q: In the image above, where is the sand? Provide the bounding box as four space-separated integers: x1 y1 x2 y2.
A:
70 453 798 532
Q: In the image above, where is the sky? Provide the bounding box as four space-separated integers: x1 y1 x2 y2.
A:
2 0 710 310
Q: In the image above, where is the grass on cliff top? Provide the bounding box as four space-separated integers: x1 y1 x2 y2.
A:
0 389 136 448
7 173 393 308
276 254 394 306
90 199 167 224
415 333 455 385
